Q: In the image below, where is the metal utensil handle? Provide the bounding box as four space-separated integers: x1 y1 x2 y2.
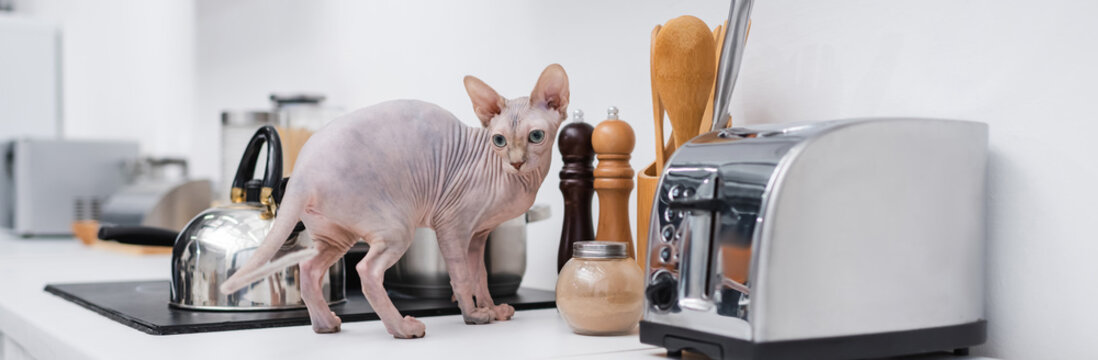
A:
525 204 552 223
711 0 754 131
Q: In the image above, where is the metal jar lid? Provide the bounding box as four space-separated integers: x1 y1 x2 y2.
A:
573 241 627 259
270 93 326 107
221 111 273 126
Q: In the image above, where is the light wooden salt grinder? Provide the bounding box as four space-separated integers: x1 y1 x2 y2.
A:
557 110 596 273
592 106 636 259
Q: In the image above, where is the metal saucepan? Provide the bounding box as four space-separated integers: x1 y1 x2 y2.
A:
354 204 550 299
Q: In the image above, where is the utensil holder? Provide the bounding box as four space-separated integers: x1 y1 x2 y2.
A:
636 161 660 271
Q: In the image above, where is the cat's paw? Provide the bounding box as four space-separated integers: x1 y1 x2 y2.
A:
390 315 426 339
463 307 493 325
312 311 342 333
492 303 515 321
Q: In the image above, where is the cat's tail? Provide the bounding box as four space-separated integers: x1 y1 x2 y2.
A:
218 184 317 294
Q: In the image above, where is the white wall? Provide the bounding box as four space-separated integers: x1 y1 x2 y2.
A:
204 0 1098 358
13 0 194 158
743 2 1098 359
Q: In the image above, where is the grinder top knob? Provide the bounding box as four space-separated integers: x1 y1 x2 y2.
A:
559 110 596 162
592 107 635 155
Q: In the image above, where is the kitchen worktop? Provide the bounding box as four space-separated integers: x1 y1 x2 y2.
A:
0 233 993 360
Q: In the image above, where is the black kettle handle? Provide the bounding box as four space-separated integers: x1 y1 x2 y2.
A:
230 125 284 207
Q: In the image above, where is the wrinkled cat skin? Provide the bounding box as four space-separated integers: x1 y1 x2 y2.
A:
220 64 569 338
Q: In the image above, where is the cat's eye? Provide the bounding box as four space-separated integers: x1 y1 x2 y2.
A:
528 130 545 144
492 134 507 147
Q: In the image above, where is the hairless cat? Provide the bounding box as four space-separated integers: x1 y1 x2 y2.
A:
220 64 569 338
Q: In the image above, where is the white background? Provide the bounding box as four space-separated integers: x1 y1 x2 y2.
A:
7 1 1098 358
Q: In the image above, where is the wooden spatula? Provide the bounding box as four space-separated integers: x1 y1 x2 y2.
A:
650 25 668 173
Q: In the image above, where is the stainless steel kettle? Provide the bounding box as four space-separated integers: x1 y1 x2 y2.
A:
170 125 345 310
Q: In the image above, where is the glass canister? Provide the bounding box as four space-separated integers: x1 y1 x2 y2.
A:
556 241 644 335
220 110 273 203
219 94 340 202
270 93 342 176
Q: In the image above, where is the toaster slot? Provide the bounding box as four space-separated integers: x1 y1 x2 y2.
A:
676 204 714 311
714 164 772 317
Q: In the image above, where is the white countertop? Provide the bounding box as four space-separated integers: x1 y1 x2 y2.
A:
0 233 993 360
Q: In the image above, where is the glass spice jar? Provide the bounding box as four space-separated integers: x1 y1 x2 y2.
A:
556 241 644 335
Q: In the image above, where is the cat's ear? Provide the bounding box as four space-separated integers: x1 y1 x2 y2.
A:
464 75 506 127
530 64 569 122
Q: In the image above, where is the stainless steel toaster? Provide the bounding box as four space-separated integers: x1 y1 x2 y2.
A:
640 118 988 360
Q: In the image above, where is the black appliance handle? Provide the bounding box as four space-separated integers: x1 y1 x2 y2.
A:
97 225 178 247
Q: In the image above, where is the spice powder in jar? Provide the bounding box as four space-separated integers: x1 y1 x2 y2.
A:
556 241 644 335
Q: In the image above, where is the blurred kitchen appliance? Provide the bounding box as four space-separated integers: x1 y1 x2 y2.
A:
0 17 64 230
1 139 138 236
640 119 988 359
99 158 212 232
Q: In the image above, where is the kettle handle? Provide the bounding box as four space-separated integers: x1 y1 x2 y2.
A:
230 126 284 214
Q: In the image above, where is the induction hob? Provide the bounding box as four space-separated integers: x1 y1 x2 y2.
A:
45 280 555 335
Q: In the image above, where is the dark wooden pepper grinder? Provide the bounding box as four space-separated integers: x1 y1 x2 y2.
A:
557 109 596 273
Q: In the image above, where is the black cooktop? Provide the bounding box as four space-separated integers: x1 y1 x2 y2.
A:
44 280 556 335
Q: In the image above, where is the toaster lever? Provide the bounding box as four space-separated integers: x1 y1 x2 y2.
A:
667 198 724 212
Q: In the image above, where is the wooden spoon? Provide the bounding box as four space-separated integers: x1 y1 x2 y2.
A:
650 25 667 173
653 16 716 153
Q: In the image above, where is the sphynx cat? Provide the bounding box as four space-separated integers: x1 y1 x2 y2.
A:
220 64 569 338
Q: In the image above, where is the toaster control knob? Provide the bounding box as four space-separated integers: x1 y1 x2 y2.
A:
682 187 695 198
658 246 674 263
660 225 675 243
663 208 684 222
669 185 684 200
646 271 678 311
